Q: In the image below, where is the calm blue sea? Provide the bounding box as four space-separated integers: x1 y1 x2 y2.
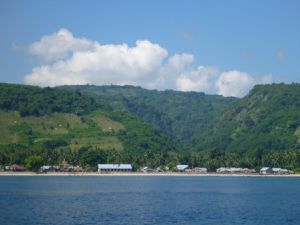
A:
0 176 299 225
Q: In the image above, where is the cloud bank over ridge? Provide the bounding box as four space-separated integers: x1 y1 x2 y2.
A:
24 28 272 97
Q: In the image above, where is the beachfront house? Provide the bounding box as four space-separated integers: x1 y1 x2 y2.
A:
59 159 83 172
272 168 291 174
260 167 273 174
67 165 83 172
216 167 228 173
140 167 154 173
229 168 243 173
5 164 26 172
39 165 58 173
216 167 255 174
243 168 256 174
193 167 208 173
176 165 189 172
155 167 163 172
98 164 132 173
260 167 292 175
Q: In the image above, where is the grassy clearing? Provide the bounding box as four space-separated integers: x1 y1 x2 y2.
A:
25 113 87 136
0 110 20 143
88 110 124 132
295 127 300 143
0 109 124 151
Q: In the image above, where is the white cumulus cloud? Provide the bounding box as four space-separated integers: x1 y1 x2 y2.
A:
24 28 273 97
28 28 96 61
176 66 218 92
167 53 194 71
25 29 168 87
215 71 255 97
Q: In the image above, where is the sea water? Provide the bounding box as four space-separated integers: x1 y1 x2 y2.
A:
0 176 299 225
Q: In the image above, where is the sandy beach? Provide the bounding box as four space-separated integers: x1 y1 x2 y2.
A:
1 172 299 177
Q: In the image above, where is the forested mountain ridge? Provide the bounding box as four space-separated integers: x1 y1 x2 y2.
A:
197 83 300 152
60 85 237 149
0 83 101 116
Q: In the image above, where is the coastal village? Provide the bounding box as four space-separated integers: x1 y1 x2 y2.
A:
0 160 294 175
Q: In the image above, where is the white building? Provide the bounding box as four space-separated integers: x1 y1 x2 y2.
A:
260 167 292 175
216 167 228 173
140 167 154 173
216 167 255 174
229 168 243 173
176 165 189 172
272 168 290 174
260 167 273 174
98 164 132 173
39 165 57 173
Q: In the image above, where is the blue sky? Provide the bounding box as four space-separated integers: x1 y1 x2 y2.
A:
0 0 299 96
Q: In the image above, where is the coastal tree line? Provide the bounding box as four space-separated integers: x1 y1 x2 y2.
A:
1 144 299 172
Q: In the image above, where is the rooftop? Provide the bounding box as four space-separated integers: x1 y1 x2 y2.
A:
176 165 189 170
98 164 132 170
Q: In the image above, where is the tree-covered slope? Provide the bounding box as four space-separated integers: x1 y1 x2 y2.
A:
198 83 300 152
60 85 237 149
0 83 102 117
0 83 176 169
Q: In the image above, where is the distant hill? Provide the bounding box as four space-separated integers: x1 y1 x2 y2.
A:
197 83 300 152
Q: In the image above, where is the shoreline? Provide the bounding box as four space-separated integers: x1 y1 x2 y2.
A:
0 172 299 177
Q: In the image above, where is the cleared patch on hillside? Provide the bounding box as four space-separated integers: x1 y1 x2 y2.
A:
0 110 20 143
295 127 300 143
89 110 124 132
0 110 124 151
25 113 88 136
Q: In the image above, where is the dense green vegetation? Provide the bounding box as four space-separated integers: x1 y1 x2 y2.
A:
0 109 177 170
24 155 44 172
0 83 299 171
0 83 101 117
60 85 236 149
197 84 300 152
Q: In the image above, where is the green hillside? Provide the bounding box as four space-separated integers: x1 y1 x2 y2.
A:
182 83 300 171
0 83 176 169
0 83 102 117
60 85 236 149
198 83 300 152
